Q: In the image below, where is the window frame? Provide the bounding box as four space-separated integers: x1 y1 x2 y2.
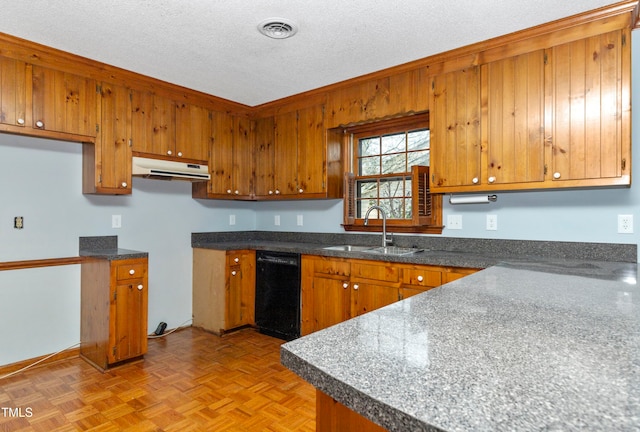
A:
341 113 443 235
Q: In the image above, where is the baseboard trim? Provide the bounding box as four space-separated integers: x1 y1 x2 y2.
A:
0 347 80 377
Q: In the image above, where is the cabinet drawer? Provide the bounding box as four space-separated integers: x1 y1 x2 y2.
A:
402 267 441 287
351 261 398 283
313 258 350 277
115 260 147 281
227 252 245 265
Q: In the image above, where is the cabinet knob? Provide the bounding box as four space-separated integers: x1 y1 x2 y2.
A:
343 282 349 289
488 176 496 183
298 188 304 193
17 118 25 125
353 284 359 290
137 284 143 290
234 257 239 263
234 190 239 195
227 189 232 194
231 270 237 276
472 177 479 184
553 172 561 179
35 120 44 128
275 189 281 195
177 151 183 157
121 182 128 188
167 150 172 155
268 190 273 195
417 275 424 282
129 269 135 275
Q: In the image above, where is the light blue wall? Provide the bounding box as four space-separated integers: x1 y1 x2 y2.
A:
1 31 639 366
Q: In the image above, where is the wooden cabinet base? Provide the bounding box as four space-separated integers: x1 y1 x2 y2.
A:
316 389 387 432
80 257 148 372
80 353 144 373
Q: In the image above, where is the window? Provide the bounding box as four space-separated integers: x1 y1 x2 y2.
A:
341 113 443 234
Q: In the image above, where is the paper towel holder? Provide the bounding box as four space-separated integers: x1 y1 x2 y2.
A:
449 194 498 205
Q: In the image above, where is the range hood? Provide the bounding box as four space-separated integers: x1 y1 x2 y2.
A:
132 156 210 181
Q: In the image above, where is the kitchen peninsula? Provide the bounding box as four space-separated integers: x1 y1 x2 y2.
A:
281 260 640 431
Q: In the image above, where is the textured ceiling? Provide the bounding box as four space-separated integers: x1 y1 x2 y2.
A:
0 0 622 106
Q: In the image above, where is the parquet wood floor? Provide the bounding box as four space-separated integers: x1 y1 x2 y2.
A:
0 327 316 432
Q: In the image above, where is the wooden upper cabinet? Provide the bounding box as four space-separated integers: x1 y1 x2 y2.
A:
254 116 275 196
175 102 210 161
431 28 630 193
0 56 27 129
31 65 97 137
297 104 326 195
268 104 334 199
207 110 235 196
430 66 481 191
233 116 254 197
274 110 299 196
546 29 630 186
130 91 176 158
83 82 132 195
131 91 209 162
194 112 253 199
482 50 545 187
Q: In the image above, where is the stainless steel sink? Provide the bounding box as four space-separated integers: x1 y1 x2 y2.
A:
363 246 424 256
322 245 373 252
322 245 424 255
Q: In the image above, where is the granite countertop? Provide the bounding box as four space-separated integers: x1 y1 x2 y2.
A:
79 248 148 261
79 235 148 260
191 231 637 269
281 260 640 431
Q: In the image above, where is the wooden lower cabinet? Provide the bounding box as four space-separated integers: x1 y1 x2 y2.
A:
302 256 400 335
316 389 387 432
192 248 256 334
80 257 148 371
302 255 478 336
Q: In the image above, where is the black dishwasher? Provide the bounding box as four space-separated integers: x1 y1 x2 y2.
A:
255 251 301 341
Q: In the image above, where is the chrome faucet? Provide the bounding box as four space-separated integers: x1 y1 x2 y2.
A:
364 205 392 247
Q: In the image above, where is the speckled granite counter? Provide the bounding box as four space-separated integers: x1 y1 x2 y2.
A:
79 235 148 260
192 231 637 268
281 260 640 431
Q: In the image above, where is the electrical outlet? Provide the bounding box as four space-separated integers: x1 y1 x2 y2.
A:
112 215 122 229
14 216 23 229
486 214 498 231
447 214 462 230
274 215 281 226
297 214 303 226
229 214 236 225
618 214 633 234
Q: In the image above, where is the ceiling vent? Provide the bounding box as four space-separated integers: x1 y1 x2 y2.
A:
258 18 298 39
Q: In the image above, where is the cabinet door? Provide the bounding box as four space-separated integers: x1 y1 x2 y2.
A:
209 111 235 196
0 56 26 128
484 50 545 186
351 282 398 317
430 67 481 190
111 279 148 363
130 91 175 157
233 116 254 197
547 29 629 184
312 276 350 333
31 65 97 137
225 250 255 329
274 110 298 195
95 82 132 194
254 116 275 196
297 105 326 195
175 102 210 161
